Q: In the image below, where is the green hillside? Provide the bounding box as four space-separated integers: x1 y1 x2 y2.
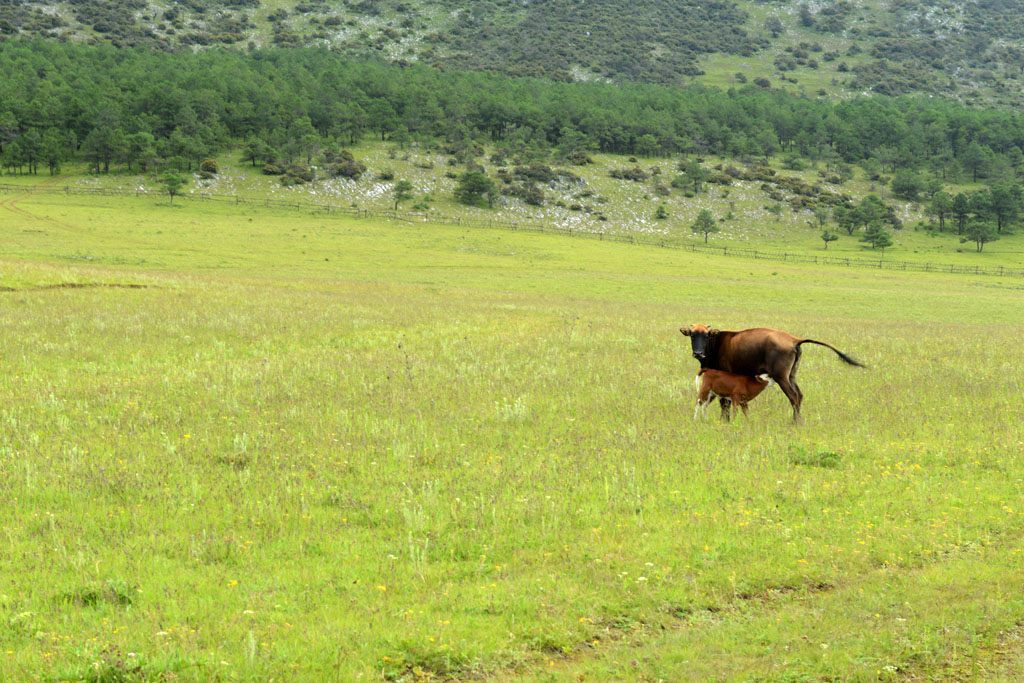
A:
4 0 1024 106
2 41 1023 257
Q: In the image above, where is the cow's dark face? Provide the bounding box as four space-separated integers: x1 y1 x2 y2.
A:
680 324 717 361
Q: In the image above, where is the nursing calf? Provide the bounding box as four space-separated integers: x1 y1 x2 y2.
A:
694 368 773 421
681 324 865 422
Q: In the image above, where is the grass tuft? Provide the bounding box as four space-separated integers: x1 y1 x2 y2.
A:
788 444 845 469
58 579 135 608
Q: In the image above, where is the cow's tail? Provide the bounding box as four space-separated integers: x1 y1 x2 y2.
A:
797 339 867 368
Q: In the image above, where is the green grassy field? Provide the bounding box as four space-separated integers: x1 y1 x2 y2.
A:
5 146 1022 271
1 187 1023 681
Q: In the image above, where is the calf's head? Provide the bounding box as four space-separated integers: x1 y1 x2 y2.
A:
680 324 719 360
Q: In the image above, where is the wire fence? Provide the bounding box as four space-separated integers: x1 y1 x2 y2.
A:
3 181 1022 278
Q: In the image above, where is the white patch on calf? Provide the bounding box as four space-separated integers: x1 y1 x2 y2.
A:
694 394 713 421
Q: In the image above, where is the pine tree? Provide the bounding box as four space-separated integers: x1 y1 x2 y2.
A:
859 221 892 251
159 170 188 205
962 221 998 252
392 180 414 210
691 209 718 243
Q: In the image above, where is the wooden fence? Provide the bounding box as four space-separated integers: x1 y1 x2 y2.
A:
2 182 1022 278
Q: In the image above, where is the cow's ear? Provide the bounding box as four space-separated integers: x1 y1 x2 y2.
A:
680 327 691 336
709 328 720 336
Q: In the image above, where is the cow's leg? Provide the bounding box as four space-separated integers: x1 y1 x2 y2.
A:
768 351 803 422
789 347 805 405
775 375 803 422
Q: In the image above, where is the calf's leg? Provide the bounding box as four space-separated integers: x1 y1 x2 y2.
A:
719 396 731 422
694 388 712 421
737 398 750 418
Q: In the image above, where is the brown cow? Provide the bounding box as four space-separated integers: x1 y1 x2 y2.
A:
694 368 773 421
681 324 865 421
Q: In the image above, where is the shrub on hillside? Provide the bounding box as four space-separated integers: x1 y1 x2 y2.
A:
281 163 314 185
328 159 366 180
514 163 557 183
512 181 544 206
609 166 648 182
322 149 355 164
289 164 314 180
568 150 593 165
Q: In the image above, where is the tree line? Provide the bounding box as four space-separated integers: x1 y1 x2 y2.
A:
3 40 1024 188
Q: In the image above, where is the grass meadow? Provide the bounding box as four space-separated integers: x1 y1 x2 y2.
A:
1 188 1024 680
13 144 1020 271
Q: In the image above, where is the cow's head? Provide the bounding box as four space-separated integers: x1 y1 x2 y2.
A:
680 324 719 361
